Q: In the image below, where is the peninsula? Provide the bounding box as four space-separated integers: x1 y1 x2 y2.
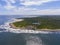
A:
10 15 60 30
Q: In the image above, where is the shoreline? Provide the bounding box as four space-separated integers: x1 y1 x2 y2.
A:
0 18 60 33
9 19 60 32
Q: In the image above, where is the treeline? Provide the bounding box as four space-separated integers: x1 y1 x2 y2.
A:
13 16 60 29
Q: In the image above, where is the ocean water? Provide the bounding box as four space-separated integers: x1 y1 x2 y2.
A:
0 15 60 45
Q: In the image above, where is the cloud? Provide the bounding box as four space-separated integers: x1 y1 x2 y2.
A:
0 0 15 10
9 0 16 3
0 0 60 15
0 0 59 10
0 8 60 15
3 0 23 10
21 0 58 6
1 0 58 10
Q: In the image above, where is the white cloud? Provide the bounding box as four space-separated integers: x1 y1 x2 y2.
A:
5 0 16 3
3 0 16 10
0 8 60 15
2 0 59 10
0 0 60 15
4 5 15 10
9 0 16 3
21 0 58 6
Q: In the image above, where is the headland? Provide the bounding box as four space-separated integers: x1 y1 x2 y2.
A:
10 15 60 31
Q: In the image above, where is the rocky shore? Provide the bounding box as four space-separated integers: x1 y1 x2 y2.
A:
0 18 59 34
9 19 60 32
9 23 17 29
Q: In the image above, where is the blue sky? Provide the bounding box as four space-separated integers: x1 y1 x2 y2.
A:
0 0 60 15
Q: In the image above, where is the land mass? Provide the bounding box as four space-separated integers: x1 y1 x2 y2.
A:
11 15 60 30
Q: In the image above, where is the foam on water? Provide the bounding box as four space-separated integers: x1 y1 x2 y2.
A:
0 24 52 34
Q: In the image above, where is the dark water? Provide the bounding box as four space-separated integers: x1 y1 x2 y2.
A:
0 32 60 45
0 15 60 45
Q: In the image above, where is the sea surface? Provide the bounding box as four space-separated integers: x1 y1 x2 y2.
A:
0 15 60 45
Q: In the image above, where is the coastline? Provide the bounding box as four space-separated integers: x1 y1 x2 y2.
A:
0 18 60 34
9 23 60 31
9 23 17 29
9 18 24 29
9 18 60 32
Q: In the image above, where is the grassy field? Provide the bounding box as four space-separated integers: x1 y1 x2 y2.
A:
12 15 60 29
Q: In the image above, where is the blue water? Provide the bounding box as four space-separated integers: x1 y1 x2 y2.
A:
0 15 60 45
0 15 24 25
0 15 38 25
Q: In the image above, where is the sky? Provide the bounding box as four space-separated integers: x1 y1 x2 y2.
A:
0 0 60 15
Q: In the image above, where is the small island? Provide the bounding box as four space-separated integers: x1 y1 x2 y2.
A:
10 15 60 31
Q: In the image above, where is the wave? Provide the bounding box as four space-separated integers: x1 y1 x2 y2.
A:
0 24 52 34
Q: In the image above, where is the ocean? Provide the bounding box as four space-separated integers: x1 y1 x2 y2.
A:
0 15 60 45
